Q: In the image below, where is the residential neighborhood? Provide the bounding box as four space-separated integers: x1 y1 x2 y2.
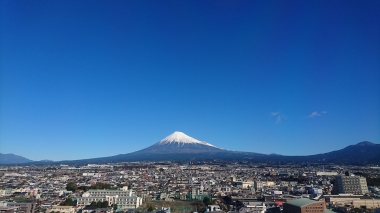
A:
1 162 380 213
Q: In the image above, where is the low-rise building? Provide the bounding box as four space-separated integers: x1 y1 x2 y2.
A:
283 198 326 213
6 203 36 213
77 187 142 209
82 207 113 213
239 202 266 213
46 206 76 213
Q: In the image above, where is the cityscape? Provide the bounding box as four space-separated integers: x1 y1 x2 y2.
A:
1 132 380 213
1 1 379 213
0 159 380 213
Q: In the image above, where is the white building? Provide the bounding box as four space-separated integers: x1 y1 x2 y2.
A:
207 205 221 212
316 172 338 176
77 187 142 209
239 202 266 213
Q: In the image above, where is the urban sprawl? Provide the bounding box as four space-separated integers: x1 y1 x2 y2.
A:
1 162 380 213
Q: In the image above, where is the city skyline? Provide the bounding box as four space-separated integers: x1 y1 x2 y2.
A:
1 1 379 161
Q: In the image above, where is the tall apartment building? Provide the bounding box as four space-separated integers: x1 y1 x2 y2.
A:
77 187 142 209
332 175 369 195
254 181 263 191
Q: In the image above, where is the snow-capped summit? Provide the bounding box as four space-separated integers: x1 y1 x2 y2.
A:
129 131 224 155
158 131 216 147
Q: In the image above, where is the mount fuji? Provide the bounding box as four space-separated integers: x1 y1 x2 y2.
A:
135 131 225 154
14 131 379 165
68 131 261 163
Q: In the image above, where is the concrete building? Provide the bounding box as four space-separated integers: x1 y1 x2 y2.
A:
324 194 362 206
283 198 325 213
332 176 369 195
239 202 266 213
316 172 338 176
82 207 113 213
77 187 142 209
352 199 380 209
46 206 76 213
242 182 254 189
254 181 263 191
5 203 36 213
0 207 18 213
0 202 18 213
207 205 222 212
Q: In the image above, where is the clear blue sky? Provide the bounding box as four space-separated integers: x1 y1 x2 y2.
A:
1 0 379 161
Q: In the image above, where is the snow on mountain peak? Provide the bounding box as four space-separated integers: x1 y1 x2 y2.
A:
158 131 216 147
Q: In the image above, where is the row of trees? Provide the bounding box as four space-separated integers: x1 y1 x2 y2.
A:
89 201 109 208
88 200 118 210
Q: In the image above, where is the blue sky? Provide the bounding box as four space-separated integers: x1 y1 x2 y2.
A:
1 0 379 161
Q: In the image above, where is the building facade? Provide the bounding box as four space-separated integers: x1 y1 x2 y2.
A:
239 202 266 213
0 202 36 213
332 176 369 195
46 206 75 213
77 187 142 209
283 198 325 213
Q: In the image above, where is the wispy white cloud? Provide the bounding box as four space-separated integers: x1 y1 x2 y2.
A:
271 112 279 116
307 111 327 118
271 111 286 124
309 111 320 117
276 116 281 124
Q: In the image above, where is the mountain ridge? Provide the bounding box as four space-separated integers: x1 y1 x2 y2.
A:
0 153 33 164
1 132 379 165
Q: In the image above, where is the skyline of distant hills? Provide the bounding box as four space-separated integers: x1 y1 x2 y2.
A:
0 153 33 164
1 132 379 165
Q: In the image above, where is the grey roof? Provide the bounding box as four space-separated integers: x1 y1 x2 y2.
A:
88 189 126 192
325 209 338 213
285 198 319 207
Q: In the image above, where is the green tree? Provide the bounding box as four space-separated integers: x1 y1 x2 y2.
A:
90 201 97 207
91 182 112 190
147 203 154 212
97 201 102 208
63 198 74 206
203 197 211 206
66 182 77 192
113 204 118 211
101 201 109 208
196 204 204 212
226 204 230 211
78 186 90 192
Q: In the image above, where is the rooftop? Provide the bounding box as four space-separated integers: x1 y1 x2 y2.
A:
285 198 321 207
325 210 338 213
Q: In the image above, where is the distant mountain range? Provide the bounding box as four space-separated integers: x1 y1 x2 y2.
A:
1 132 379 165
0 153 33 164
